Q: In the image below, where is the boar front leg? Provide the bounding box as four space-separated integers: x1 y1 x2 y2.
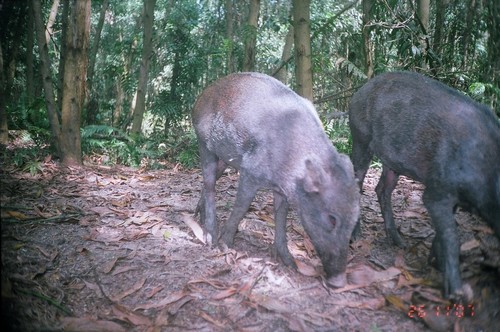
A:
273 191 296 268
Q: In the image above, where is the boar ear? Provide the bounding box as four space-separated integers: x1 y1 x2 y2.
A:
303 159 325 193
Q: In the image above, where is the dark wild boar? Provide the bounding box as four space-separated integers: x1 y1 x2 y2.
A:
192 72 360 287
349 71 500 298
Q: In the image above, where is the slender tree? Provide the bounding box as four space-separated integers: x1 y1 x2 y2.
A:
293 0 313 100
33 0 61 155
417 0 429 69
225 0 235 74
131 0 156 135
59 0 91 165
485 0 499 111
86 0 110 125
0 41 7 144
45 0 60 44
243 0 260 72
276 24 294 84
26 0 35 104
362 0 373 79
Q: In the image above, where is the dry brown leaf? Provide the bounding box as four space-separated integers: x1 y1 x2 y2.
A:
181 213 205 244
127 229 150 241
110 277 146 302
111 304 152 326
250 294 290 313
5 210 28 220
101 257 119 274
134 290 189 310
295 260 320 277
112 266 137 276
460 238 480 252
34 245 58 261
198 311 226 328
385 294 407 312
89 206 115 217
212 286 239 300
60 316 126 332
254 211 274 225
111 199 129 208
188 278 227 289
84 280 104 297
347 265 400 286
145 285 164 299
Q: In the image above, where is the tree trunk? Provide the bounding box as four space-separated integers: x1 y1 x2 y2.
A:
461 0 477 69
131 0 156 135
0 41 8 144
275 24 294 85
33 0 61 155
417 0 430 69
485 0 499 112
59 0 91 165
431 0 447 74
26 0 35 104
45 0 60 44
362 0 374 79
225 0 235 74
243 0 260 72
292 0 313 101
85 0 109 125
57 0 70 114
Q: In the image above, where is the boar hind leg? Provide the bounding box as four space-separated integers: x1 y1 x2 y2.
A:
199 142 220 246
220 172 259 247
376 166 406 248
195 159 227 217
350 137 372 240
423 189 462 299
272 192 296 268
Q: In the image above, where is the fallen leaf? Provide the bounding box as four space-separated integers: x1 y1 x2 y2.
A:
84 280 103 297
460 239 480 252
112 266 137 276
181 213 205 244
111 304 152 326
101 257 119 274
347 265 400 286
59 317 126 332
199 311 226 328
110 277 146 302
385 294 407 312
249 294 290 313
145 285 164 299
5 210 28 220
134 290 189 310
212 286 239 300
295 260 320 277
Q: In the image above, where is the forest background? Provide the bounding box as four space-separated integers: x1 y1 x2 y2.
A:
0 0 499 171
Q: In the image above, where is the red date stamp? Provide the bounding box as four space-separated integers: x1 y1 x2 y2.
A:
408 304 475 319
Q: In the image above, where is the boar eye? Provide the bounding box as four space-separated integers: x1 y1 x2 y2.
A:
329 214 337 228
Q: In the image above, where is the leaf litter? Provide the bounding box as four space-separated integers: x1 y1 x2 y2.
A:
1 160 499 331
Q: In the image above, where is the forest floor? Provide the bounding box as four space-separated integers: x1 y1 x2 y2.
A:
1 143 500 332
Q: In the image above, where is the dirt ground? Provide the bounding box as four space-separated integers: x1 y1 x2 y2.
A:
1 153 499 331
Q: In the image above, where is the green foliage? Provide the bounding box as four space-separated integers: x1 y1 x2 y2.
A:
80 124 199 169
3 0 498 171
11 146 39 168
81 125 142 166
22 160 44 176
323 117 352 156
154 129 199 168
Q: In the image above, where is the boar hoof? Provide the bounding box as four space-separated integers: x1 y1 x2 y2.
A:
326 273 347 288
